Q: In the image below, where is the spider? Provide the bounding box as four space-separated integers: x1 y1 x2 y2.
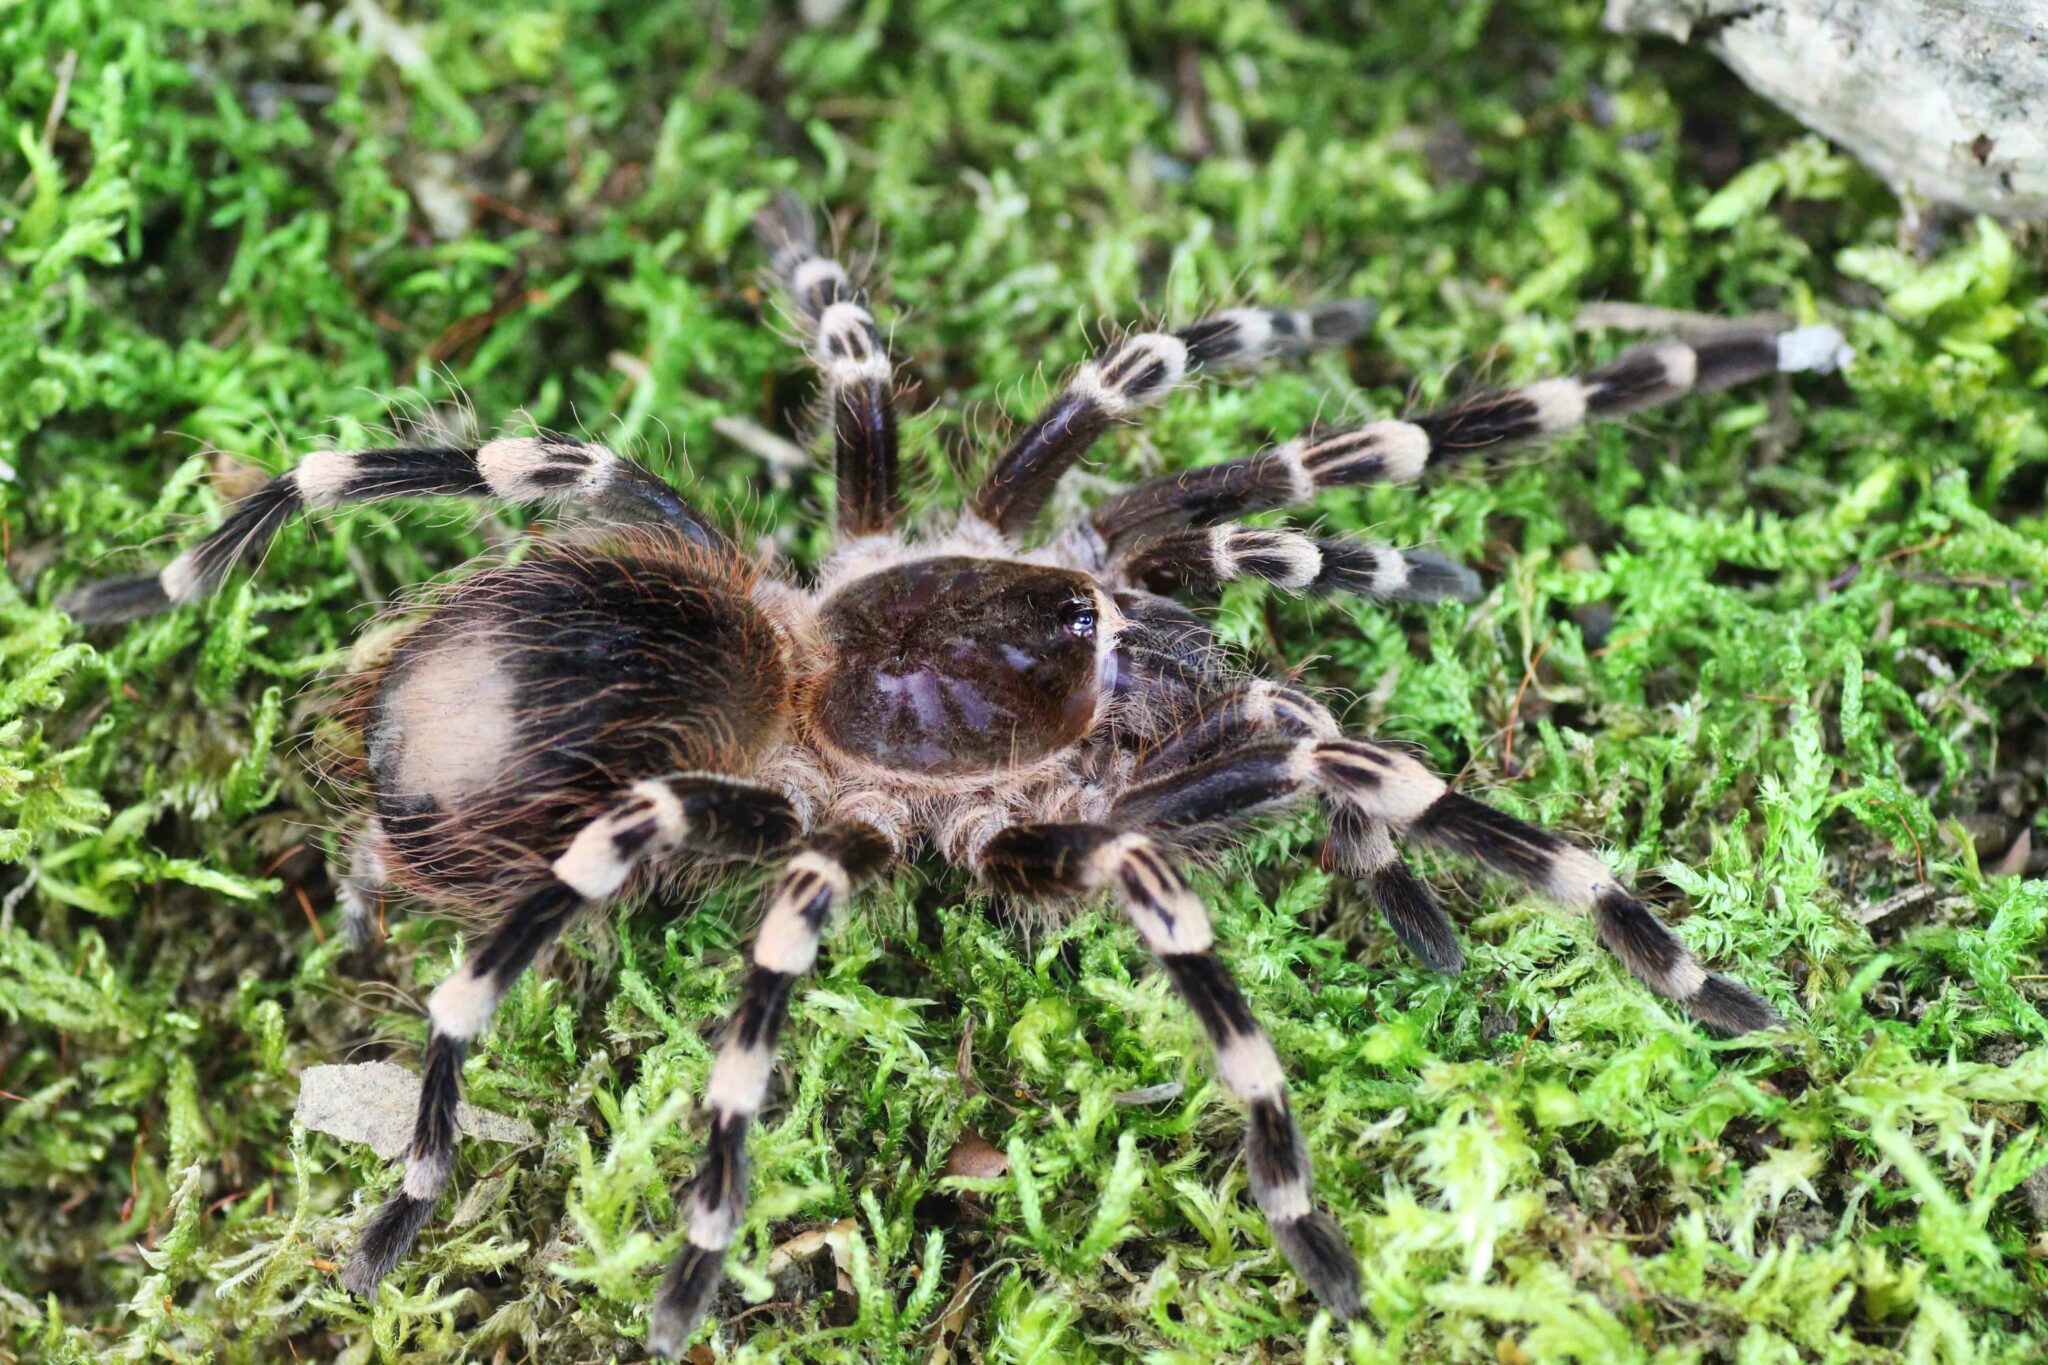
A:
61 195 1846 1354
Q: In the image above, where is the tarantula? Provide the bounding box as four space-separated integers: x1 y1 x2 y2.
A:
61 196 1845 1352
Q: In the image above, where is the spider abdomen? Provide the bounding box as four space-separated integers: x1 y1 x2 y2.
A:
362 542 792 909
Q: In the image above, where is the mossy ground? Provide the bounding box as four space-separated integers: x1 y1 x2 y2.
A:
4 2 2047 1361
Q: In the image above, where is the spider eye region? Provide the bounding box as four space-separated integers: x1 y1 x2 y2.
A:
1059 597 1098 638
815 557 1105 774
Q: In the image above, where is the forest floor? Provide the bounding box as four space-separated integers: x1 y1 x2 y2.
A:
3 1 2045 1361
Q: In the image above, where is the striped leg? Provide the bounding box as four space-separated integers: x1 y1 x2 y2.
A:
341 774 799 1299
1326 804 1464 974
754 194 901 537
1132 678 1336 780
339 819 390 951
1108 588 1232 703
648 822 894 1358
1119 525 1481 606
970 301 1374 536
977 824 1362 1320
1127 682 1465 975
1092 321 1850 549
1111 738 1781 1033
62 436 723 623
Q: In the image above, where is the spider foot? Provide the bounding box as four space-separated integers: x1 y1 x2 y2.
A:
647 1245 725 1358
1591 889 1784 1035
1272 1209 1363 1321
340 1190 436 1299
59 573 173 624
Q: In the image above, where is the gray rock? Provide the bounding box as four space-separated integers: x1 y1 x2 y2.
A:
1607 0 2048 219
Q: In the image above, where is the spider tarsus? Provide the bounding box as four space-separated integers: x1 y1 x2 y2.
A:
1389 548 1483 604
340 1191 436 1298
1272 1209 1363 1321
333 936 384 982
1366 858 1465 974
754 187 816 257
338 866 385 955
339 903 377 953
647 1245 726 1358
1689 973 1785 1036
1307 298 1378 343
59 573 170 624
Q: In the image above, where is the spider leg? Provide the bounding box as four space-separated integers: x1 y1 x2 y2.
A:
1124 680 1466 973
1109 596 1462 974
1107 587 1233 708
647 821 894 1357
341 773 799 1299
754 193 901 538
61 436 724 623
976 824 1362 1320
1116 524 1481 605
1326 803 1464 974
1110 736 1781 1033
1091 321 1851 550
970 301 1375 536
1130 678 1334 779
339 818 390 952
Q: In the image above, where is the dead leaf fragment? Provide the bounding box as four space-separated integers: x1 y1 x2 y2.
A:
944 1131 1009 1181
295 1060 536 1159
1990 826 2032 879
766 1217 858 1277
925 1257 976 1365
209 451 272 502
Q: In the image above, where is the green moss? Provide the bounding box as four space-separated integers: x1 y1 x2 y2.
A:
3 1 2045 1360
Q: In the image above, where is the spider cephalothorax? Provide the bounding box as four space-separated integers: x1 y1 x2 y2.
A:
811 555 1114 774
61 194 1847 1354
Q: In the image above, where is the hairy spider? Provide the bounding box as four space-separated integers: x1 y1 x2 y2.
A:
62 195 1845 1353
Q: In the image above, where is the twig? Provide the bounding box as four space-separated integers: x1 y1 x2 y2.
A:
1501 626 1557 774
1591 627 1650 658
11 50 77 206
41 51 78 149
1856 883 1938 926
293 885 326 944
1509 1008 1554 1067
0 868 36 934
467 188 560 233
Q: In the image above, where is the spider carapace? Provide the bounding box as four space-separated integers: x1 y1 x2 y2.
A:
814 556 1110 773
62 193 1846 1354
